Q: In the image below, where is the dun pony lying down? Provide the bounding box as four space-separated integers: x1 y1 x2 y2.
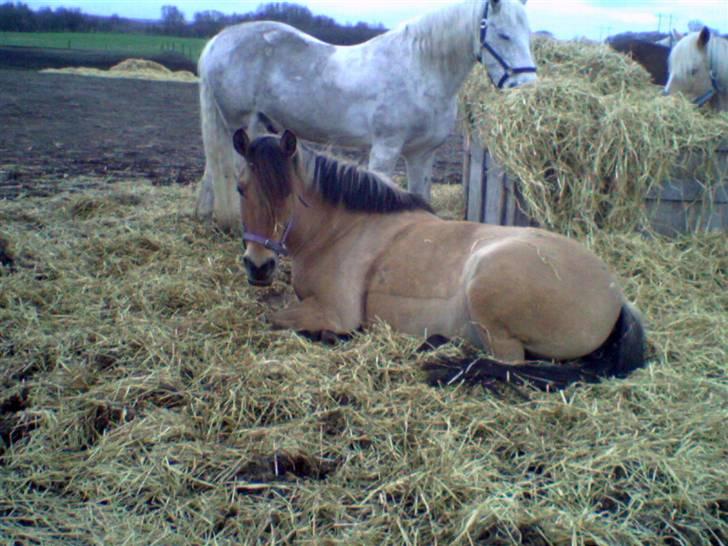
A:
233 129 646 390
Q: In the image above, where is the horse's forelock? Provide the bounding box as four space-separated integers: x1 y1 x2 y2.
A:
248 136 294 209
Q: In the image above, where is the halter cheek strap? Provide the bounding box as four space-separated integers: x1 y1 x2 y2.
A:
694 69 720 107
477 1 537 89
241 195 309 257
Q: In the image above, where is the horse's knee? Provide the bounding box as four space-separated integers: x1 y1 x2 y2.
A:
404 153 435 201
368 142 402 176
195 174 214 219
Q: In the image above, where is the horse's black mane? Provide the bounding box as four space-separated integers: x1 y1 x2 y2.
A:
310 153 433 214
248 136 433 214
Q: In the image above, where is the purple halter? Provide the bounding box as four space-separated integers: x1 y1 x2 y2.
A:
242 219 293 257
240 195 309 257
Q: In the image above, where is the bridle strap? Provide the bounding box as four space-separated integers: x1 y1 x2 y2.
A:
240 194 309 257
694 70 720 108
477 1 537 89
242 219 292 257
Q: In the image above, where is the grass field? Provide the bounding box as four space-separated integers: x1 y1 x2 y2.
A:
0 31 206 61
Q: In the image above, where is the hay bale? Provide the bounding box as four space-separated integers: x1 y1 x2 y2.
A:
109 58 172 74
460 37 728 235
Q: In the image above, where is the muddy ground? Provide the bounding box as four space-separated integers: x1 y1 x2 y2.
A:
0 47 463 201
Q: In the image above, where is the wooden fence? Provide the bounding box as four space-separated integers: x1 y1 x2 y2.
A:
462 132 728 235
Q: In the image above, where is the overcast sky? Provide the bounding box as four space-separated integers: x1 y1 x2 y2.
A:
22 0 728 41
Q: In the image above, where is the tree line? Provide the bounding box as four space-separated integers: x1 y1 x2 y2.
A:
0 2 386 45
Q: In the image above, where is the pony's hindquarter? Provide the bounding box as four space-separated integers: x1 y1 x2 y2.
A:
425 303 646 391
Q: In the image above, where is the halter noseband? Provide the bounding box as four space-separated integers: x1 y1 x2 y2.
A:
241 195 309 258
242 219 293 257
477 1 537 89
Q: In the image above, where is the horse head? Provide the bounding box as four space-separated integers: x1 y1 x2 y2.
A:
232 128 298 286
476 0 537 89
665 27 718 106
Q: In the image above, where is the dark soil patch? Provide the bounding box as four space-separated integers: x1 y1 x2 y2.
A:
0 47 463 201
0 234 15 270
0 67 203 198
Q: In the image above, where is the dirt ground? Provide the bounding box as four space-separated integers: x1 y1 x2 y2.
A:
0 47 463 201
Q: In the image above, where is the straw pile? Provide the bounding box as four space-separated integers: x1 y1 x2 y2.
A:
460 37 728 235
41 58 198 83
1 180 725 544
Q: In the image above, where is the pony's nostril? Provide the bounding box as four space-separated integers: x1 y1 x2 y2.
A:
259 258 276 278
243 256 277 286
242 256 255 273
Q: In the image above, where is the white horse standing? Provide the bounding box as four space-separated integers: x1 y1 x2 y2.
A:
195 0 537 231
665 27 728 112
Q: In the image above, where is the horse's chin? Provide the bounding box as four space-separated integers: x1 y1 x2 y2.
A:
247 278 274 288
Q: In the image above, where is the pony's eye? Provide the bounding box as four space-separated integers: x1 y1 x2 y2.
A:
498 33 511 41
236 185 246 197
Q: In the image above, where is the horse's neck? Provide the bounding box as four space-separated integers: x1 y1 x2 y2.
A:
709 38 728 83
389 1 479 95
285 193 362 258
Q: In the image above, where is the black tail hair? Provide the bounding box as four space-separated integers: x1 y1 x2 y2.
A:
424 303 646 392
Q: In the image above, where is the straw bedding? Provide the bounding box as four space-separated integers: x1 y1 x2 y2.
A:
460 38 728 236
1 180 725 544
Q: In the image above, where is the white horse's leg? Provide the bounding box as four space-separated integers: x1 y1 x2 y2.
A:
404 151 436 202
368 140 403 177
195 78 242 232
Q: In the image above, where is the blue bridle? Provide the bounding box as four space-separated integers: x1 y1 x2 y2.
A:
694 69 721 107
477 1 537 89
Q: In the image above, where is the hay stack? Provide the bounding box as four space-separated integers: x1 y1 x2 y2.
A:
41 58 198 83
460 37 728 235
109 58 172 73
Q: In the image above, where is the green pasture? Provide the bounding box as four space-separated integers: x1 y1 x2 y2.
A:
0 31 206 61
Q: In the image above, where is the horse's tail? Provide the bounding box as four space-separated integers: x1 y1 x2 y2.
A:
195 43 241 231
424 303 647 391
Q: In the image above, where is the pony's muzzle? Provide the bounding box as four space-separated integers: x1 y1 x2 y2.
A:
243 255 277 286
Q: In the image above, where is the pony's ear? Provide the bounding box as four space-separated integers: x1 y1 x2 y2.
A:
232 128 249 157
698 26 711 48
280 130 297 158
490 0 501 12
672 29 683 42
